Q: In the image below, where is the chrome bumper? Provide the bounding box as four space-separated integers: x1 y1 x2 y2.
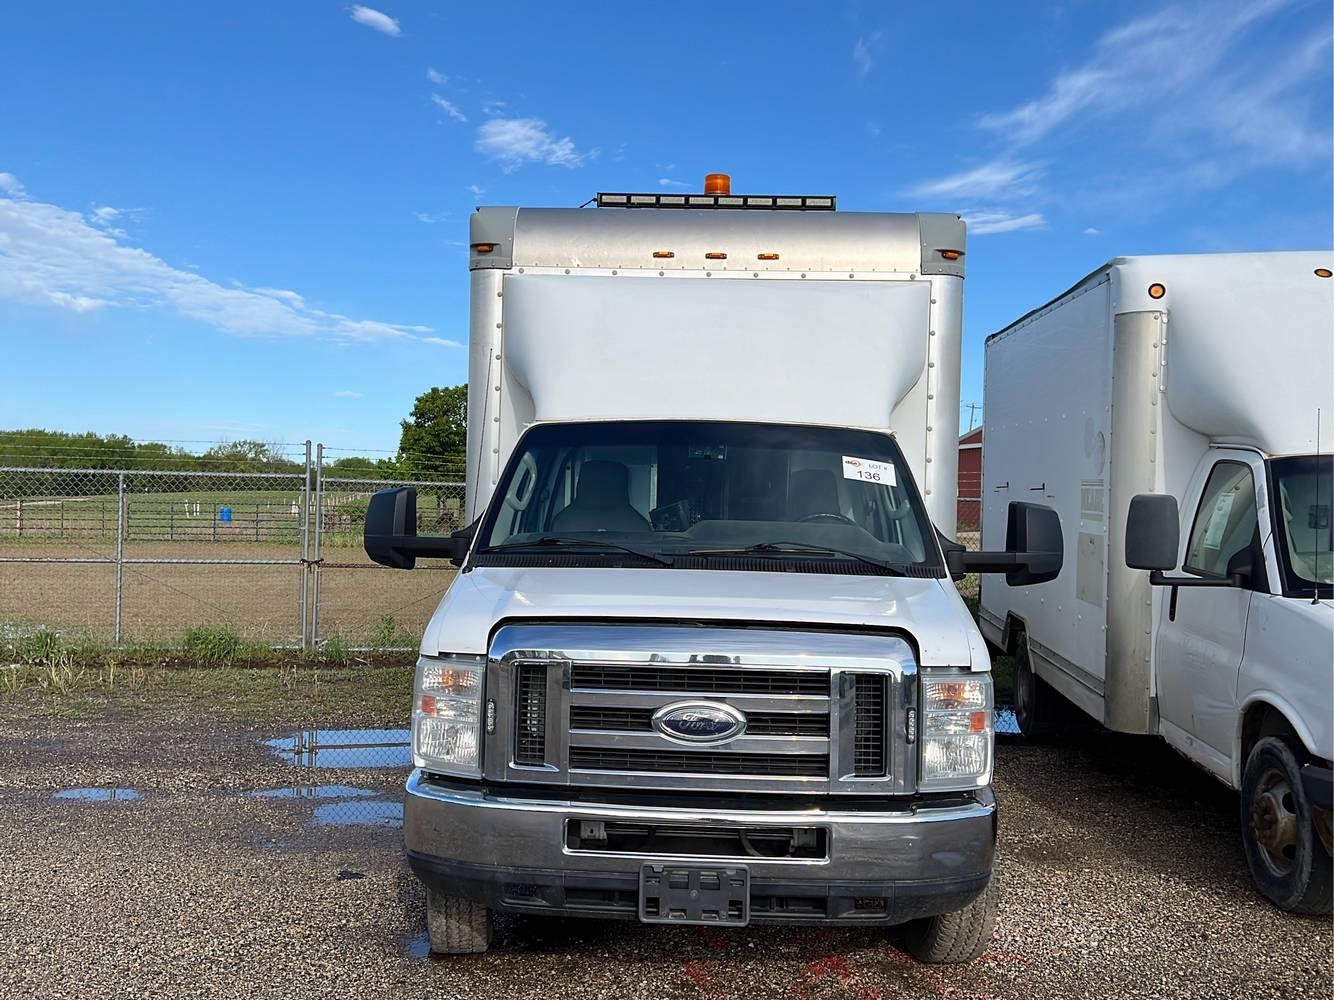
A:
403 770 996 924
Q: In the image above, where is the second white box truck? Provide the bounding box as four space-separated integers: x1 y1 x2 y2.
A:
361 176 1066 960
979 252 1333 914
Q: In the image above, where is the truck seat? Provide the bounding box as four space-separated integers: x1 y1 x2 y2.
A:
552 461 651 533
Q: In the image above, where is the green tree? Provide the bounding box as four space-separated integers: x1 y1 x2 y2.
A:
397 385 467 478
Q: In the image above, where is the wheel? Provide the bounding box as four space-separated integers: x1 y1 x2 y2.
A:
425 889 492 954
1013 640 1063 742
898 867 1000 964
1240 737 1333 914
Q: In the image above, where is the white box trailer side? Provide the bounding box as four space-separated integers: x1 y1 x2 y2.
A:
980 252 1334 740
462 206 968 534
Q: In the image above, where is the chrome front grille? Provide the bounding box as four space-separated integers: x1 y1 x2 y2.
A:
483 624 917 795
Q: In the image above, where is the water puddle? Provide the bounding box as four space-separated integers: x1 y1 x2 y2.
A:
264 728 410 769
52 787 141 802
246 784 377 800
312 799 403 828
995 707 1021 736
400 931 432 959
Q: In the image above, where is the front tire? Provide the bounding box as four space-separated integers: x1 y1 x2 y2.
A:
898 868 1000 964
1013 640 1063 743
426 890 492 954
1240 737 1333 914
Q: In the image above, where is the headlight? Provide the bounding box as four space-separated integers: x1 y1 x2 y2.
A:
413 654 485 777
919 672 993 791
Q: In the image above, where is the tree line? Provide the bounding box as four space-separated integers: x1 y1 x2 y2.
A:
1 384 469 482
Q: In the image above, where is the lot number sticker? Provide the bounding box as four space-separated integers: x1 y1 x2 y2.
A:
842 456 896 486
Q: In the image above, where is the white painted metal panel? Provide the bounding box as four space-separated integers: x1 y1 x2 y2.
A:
980 276 1113 692
501 272 930 429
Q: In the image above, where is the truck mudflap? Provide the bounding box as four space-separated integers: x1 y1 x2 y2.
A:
403 771 996 926
1300 762 1334 811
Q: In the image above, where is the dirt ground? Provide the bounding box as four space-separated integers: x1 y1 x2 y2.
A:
0 716 1327 1000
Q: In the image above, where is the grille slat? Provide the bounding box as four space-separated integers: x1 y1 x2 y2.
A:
570 706 828 737
853 675 887 776
515 663 548 765
570 747 828 777
571 664 828 695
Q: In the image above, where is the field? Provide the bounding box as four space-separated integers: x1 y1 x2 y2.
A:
0 472 463 648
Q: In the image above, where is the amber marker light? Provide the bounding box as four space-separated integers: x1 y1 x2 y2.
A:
1148 282 1167 299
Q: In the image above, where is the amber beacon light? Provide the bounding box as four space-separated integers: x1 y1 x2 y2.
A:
704 173 731 195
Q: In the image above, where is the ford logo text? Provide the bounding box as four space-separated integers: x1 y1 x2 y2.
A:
651 701 746 744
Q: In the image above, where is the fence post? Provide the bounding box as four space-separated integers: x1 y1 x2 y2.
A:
255 503 261 542
212 504 217 542
60 500 65 538
311 444 325 647
114 473 125 646
300 441 312 650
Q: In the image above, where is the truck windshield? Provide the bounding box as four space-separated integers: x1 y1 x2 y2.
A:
1269 454 1334 597
475 420 941 575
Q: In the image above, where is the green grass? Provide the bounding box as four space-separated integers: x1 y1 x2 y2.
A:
1 627 415 723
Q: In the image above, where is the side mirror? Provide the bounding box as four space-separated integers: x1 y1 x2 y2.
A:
1001 501 1063 586
947 501 1064 586
1125 494 1180 570
364 487 473 569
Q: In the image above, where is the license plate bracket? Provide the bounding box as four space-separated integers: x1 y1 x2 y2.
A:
638 863 750 926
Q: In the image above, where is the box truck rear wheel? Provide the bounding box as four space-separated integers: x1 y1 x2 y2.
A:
897 865 999 964
426 890 492 954
1240 737 1333 915
1013 640 1064 743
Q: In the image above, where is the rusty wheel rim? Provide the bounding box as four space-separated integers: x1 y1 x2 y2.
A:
1251 768 1300 877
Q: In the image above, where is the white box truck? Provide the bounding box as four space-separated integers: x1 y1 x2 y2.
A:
362 176 1066 961
979 252 1334 913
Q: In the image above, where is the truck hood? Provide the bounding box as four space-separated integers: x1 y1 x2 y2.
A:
421 567 988 669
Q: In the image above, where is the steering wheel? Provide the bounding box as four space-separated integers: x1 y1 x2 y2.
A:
798 512 858 525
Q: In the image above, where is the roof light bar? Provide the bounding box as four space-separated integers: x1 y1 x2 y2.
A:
596 192 836 211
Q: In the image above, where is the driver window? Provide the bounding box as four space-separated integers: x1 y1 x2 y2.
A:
1184 461 1258 578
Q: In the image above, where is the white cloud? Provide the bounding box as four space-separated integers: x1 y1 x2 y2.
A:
658 178 689 189
853 31 882 77
1083 227 1101 236
333 390 364 398
482 100 508 115
475 118 585 170
426 67 448 85
905 160 1043 202
977 0 1324 163
963 211 1046 236
419 336 464 348
0 176 433 343
431 94 467 123
466 184 484 198
0 172 27 198
415 210 450 224
349 5 400 37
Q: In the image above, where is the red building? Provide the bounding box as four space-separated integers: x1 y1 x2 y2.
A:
956 426 982 533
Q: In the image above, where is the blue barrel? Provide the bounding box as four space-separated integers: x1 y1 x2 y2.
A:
219 507 232 523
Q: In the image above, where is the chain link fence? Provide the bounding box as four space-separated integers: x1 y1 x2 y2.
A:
0 447 461 650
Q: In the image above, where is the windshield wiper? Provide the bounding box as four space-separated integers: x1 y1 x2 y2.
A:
477 535 674 566
686 542 909 575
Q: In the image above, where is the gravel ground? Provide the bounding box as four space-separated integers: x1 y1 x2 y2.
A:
0 720 1328 1000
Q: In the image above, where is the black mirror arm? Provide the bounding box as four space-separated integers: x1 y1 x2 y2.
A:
949 550 1035 575
1148 570 1244 589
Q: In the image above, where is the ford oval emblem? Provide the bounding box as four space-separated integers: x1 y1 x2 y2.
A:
651 701 746 744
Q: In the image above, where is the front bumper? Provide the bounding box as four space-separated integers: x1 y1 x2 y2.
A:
404 770 997 925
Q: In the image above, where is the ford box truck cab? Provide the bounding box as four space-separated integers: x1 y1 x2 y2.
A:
364 178 1065 960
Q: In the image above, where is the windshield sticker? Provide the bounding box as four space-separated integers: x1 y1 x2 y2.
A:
842 456 896 486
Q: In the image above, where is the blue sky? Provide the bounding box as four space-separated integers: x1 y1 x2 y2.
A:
2 1 1330 458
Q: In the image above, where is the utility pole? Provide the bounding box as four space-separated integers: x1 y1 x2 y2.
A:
963 402 981 432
